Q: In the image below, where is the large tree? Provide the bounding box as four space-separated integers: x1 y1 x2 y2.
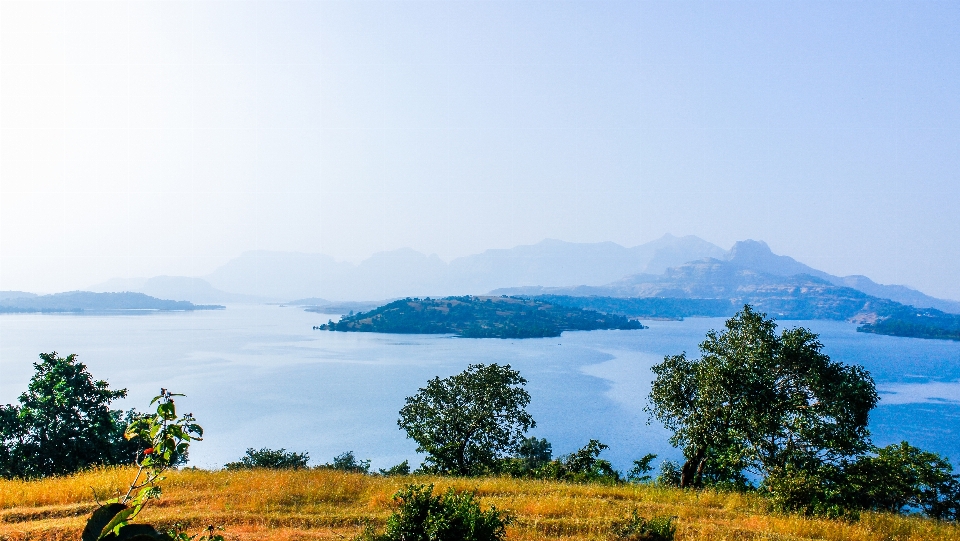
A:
647 306 878 488
398 363 535 475
0 352 137 478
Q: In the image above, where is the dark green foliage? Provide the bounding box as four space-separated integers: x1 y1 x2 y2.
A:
844 442 960 518
223 448 309 470
358 484 510 541
647 306 878 488
325 451 371 473
537 440 621 484
496 437 553 477
768 442 960 519
627 454 658 483
531 295 736 319
857 309 960 341
610 509 676 541
83 503 130 541
318 296 643 339
398 364 535 476
655 461 682 487
0 352 138 479
379 460 411 476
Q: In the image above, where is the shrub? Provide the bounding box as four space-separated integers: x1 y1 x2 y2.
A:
326 451 371 473
766 442 960 520
359 484 510 541
655 461 681 487
379 460 411 476
224 448 309 470
610 509 676 541
496 437 553 477
537 440 621 484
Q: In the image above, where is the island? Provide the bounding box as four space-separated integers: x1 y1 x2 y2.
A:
0 291 224 313
856 308 960 341
315 295 644 338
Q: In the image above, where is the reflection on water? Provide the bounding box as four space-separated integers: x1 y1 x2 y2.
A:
1 306 958 469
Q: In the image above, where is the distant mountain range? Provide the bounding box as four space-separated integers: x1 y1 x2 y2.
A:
79 235 960 317
494 240 960 315
0 291 223 313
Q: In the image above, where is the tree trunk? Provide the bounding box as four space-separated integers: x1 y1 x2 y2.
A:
680 447 706 488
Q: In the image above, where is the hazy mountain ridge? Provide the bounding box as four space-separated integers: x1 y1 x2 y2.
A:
152 235 725 302
81 236 959 315
494 240 960 315
0 291 222 312
89 276 265 304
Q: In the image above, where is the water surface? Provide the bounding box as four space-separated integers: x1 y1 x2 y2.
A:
1 305 958 470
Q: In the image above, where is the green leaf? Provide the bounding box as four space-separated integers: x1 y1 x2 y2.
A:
97 505 138 540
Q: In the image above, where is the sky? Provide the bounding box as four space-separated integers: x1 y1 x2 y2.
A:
1 1 959 299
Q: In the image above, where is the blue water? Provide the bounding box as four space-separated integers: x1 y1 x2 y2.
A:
1 305 958 471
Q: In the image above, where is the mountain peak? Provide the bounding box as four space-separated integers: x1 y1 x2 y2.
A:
727 239 774 261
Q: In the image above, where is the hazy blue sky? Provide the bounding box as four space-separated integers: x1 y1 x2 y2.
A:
2 1 959 299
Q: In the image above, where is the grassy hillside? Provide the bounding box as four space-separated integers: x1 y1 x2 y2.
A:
1 467 958 541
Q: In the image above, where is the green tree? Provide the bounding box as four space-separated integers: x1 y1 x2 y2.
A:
0 352 137 478
223 447 310 470
647 306 878 488
844 442 960 519
537 439 621 484
398 363 535 476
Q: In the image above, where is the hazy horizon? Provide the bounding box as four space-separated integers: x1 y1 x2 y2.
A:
3 1 959 299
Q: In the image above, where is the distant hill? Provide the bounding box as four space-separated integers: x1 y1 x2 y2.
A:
0 291 38 301
198 235 726 301
0 291 223 313
88 276 264 304
720 240 960 313
88 236 960 316
316 296 644 338
494 240 960 315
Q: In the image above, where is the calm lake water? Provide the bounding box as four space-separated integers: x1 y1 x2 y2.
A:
1 304 959 471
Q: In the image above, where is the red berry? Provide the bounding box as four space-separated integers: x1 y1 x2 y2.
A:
144 448 154 455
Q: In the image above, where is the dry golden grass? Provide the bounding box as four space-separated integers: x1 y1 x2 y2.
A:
1 467 958 541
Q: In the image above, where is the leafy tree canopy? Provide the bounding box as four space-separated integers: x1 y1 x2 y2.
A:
398 363 535 476
647 306 878 488
0 352 137 478
224 448 310 470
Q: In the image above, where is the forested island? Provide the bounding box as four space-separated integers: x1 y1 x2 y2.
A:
856 308 960 341
0 291 224 313
521 293 960 341
315 295 644 338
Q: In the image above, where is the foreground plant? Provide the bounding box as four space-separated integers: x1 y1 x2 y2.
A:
81 389 215 541
358 483 511 541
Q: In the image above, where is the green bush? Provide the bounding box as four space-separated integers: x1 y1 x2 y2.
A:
325 451 371 473
610 509 676 541
537 440 621 484
766 442 960 520
378 460 411 476
495 437 553 477
224 448 309 470
359 484 510 541
655 461 682 487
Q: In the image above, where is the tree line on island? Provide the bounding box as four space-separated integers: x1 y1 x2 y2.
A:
2 307 959 540
315 295 643 338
